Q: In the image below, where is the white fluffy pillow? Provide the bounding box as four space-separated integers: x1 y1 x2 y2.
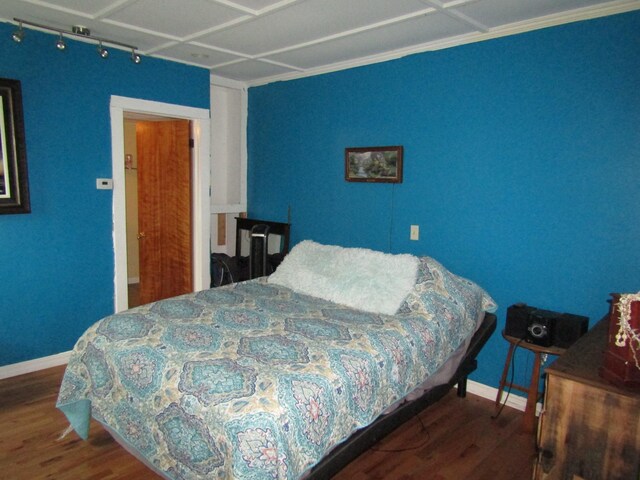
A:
268 240 419 315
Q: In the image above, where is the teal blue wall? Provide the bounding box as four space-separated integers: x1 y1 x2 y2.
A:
248 12 640 388
0 22 210 366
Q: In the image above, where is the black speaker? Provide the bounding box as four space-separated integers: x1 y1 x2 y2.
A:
552 314 589 349
505 303 534 339
526 309 555 347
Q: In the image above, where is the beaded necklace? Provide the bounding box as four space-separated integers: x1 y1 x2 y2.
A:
615 292 640 369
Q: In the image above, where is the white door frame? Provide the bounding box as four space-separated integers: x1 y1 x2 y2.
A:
110 95 211 313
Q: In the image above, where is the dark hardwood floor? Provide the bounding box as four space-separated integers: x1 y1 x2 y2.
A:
128 282 141 309
0 366 537 479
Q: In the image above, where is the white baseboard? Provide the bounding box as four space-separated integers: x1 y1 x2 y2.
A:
0 351 71 380
466 379 529 412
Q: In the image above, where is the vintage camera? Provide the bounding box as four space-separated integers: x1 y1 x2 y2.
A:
506 303 588 348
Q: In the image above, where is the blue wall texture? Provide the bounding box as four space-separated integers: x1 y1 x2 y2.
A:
247 12 640 388
0 22 210 366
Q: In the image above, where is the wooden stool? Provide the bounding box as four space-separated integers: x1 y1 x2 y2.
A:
495 331 566 433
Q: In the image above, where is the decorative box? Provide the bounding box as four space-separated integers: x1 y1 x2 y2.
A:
600 293 640 389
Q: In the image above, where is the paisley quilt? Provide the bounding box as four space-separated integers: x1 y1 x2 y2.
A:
57 256 495 480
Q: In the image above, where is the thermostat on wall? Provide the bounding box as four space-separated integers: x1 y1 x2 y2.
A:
96 178 113 190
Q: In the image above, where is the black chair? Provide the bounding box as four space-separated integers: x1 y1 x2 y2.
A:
210 217 290 287
234 217 290 261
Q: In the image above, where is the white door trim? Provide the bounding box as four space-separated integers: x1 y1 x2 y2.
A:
110 95 211 313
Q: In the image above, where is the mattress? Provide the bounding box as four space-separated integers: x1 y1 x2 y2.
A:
57 253 495 479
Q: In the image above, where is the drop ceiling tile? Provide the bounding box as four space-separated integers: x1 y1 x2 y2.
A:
227 0 294 12
266 12 475 70
27 0 121 16
154 42 242 67
453 0 610 28
1 1 92 27
105 0 247 38
197 0 433 56
211 59 298 82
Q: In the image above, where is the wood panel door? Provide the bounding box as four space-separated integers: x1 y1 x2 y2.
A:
136 120 192 304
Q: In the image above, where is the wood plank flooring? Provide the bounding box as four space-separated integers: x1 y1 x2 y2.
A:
128 282 141 309
0 366 537 479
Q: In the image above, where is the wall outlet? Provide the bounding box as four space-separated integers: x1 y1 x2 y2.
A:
410 224 419 241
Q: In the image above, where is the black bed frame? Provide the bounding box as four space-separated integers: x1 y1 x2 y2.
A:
307 312 497 479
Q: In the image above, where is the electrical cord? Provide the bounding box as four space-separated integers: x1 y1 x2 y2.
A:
492 337 525 420
370 412 432 452
212 256 235 286
219 257 234 284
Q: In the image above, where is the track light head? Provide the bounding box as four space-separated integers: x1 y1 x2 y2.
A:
55 33 66 51
12 23 24 43
131 49 141 64
97 41 109 58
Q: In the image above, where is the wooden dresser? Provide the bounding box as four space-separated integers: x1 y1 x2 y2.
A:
534 316 640 480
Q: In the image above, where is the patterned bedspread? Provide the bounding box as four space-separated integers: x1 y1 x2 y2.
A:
57 257 495 480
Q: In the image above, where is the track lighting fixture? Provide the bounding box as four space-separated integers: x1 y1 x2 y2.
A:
11 17 141 64
12 22 24 43
55 33 66 51
97 41 109 59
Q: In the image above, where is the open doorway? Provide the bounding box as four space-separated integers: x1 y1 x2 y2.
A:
123 117 141 307
110 96 210 313
123 116 193 308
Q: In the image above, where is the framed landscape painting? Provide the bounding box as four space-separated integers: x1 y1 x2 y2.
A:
345 145 403 183
0 78 30 214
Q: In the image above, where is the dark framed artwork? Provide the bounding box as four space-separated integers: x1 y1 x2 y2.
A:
345 145 403 183
0 78 30 214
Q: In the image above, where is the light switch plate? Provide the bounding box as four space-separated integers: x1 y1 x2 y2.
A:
410 224 419 241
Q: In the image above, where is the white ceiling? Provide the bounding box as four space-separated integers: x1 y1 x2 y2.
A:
1 0 638 86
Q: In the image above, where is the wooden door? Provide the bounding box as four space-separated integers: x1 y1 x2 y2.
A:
136 120 192 304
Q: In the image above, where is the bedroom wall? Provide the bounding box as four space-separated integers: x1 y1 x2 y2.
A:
0 22 210 367
247 11 640 389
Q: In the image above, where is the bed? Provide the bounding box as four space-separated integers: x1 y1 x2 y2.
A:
57 240 497 479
